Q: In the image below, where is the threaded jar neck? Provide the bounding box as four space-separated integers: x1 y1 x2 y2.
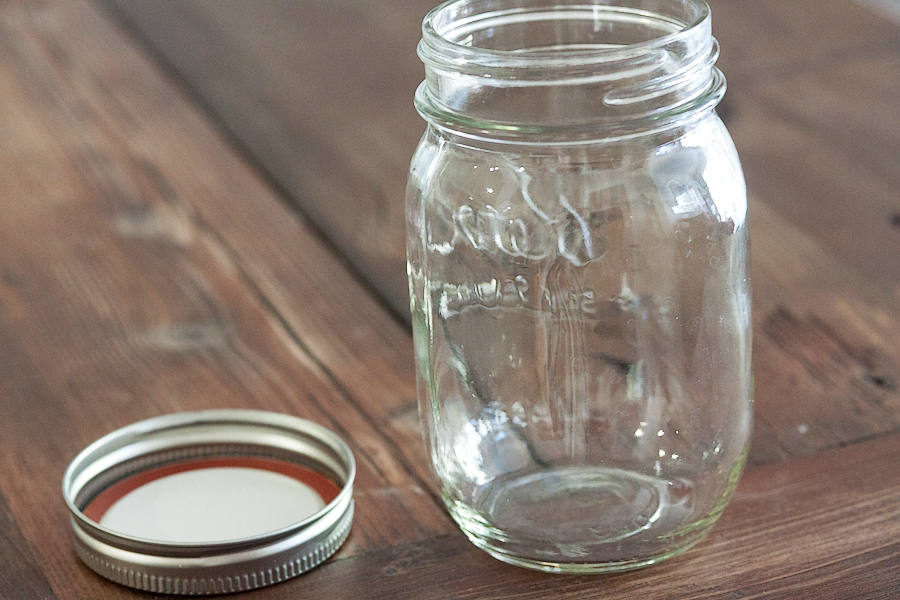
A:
416 0 725 142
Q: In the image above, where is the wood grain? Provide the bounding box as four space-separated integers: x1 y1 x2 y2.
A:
0 490 58 600
727 84 900 296
91 2 435 489
0 0 899 597
102 0 900 322
0 0 452 597
240 433 900 599
708 0 900 82
103 0 900 464
746 196 900 463
103 0 437 317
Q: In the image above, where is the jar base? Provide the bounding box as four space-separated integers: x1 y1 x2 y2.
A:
446 465 723 573
463 528 710 574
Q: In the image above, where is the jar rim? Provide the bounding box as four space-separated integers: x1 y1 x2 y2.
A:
415 0 725 143
414 77 724 145
419 0 711 73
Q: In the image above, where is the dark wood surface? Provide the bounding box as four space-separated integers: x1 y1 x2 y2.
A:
103 0 432 317
0 0 898 598
102 0 900 317
259 433 900 600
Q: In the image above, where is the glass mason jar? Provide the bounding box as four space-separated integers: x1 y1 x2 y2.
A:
406 0 751 573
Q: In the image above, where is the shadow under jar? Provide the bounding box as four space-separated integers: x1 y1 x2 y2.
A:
406 0 752 573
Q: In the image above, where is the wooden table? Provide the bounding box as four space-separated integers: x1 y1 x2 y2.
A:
1 0 899 598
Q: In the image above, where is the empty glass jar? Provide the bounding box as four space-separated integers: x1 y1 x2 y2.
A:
407 0 751 573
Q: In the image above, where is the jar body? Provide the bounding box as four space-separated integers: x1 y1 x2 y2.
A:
407 116 750 571
407 0 751 573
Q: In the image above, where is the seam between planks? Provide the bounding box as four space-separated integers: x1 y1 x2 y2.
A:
94 0 410 328
186 209 446 514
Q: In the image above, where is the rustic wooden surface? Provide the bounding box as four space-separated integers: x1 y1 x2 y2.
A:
253 433 900 600
0 0 898 598
101 0 900 317
103 0 432 317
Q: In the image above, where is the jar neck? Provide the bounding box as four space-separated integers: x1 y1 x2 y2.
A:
416 0 725 143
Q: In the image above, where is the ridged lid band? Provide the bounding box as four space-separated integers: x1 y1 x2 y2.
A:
63 410 356 595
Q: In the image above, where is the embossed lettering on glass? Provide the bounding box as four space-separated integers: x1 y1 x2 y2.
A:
407 0 752 573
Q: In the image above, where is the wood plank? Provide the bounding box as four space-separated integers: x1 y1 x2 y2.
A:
0 0 899 596
724 88 900 298
747 197 900 464
709 0 900 82
0 489 58 600
723 73 900 463
747 51 900 217
245 433 900 599
0 0 452 597
103 0 437 317
103 0 900 321
709 0 900 462
90 2 435 489
99 0 900 467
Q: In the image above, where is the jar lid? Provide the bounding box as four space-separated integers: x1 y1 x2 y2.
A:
62 410 355 595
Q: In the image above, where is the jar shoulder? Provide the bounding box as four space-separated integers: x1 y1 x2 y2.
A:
407 116 746 227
